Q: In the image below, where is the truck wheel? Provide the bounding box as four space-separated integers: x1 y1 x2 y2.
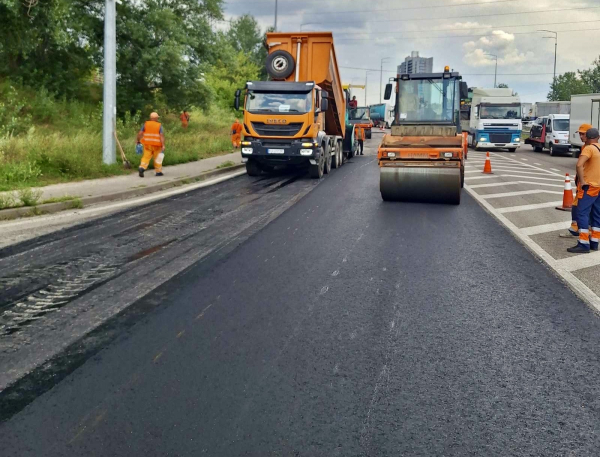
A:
461 165 465 188
549 144 556 156
260 163 275 173
323 145 332 175
265 50 295 80
534 145 543 152
246 160 262 177
309 156 324 179
507 148 517 153
366 129 372 140
332 142 342 169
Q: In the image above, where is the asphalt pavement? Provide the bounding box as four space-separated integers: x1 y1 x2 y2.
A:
2 135 600 456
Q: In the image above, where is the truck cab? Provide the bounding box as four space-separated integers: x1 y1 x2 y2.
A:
464 88 522 152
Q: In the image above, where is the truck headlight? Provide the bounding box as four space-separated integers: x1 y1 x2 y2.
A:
242 148 253 154
300 149 313 156
480 137 487 142
514 138 520 142
301 142 316 148
241 141 252 146
387 152 396 158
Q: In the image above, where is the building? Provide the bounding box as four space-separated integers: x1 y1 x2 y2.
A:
398 51 433 75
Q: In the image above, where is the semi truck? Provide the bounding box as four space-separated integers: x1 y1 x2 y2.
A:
369 103 394 128
462 88 522 152
234 32 358 179
569 93 600 155
378 66 468 205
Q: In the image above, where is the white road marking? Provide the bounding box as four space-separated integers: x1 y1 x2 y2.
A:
469 181 564 189
464 175 502 181
465 184 600 314
497 201 564 213
521 221 571 236
483 190 563 199
494 174 565 182
557 252 600 272
551 168 561 172
534 163 542 165
521 158 528 161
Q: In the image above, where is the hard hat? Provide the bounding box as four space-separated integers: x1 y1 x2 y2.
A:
150 112 160 119
578 123 593 133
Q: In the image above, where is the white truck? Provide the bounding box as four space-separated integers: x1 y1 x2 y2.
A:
569 93 600 156
534 101 571 118
462 88 522 152
525 114 576 156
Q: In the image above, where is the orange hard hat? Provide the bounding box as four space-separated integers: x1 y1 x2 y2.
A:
578 123 593 133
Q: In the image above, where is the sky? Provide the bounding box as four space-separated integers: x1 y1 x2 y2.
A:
221 0 600 104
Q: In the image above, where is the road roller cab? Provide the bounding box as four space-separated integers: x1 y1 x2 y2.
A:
378 68 468 204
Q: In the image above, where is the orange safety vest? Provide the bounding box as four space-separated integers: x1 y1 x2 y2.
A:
141 121 163 147
357 126 365 141
231 122 242 135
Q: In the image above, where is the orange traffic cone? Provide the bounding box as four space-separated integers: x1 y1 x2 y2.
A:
556 173 574 211
482 152 493 174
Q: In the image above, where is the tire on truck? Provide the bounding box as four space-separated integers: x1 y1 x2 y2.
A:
265 50 296 80
246 159 262 177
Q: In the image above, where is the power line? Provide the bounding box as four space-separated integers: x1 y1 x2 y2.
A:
334 25 600 43
301 5 600 27
332 19 600 37
228 0 521 16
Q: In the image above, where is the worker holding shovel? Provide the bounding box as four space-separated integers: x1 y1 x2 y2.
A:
136 112 165 177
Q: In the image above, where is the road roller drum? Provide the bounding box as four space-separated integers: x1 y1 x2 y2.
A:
380 166 461 205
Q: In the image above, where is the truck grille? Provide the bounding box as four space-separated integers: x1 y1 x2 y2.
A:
489 133 512 143
251 122 303 137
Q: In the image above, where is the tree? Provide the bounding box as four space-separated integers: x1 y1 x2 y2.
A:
227 15 263 67
497 83 509 88
579 56 600 93
547 72 592 101
205 34 260 111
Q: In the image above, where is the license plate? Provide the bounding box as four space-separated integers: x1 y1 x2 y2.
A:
268 149 285 154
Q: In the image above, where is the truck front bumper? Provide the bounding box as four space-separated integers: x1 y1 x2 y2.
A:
240 139 320 166
476 141 521 149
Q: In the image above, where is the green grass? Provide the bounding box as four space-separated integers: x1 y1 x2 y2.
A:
0 83 235 191
216 161 236 169
17 188 42 206
41 195 80 204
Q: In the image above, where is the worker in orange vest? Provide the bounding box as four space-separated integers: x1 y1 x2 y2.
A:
180 110 190 128
231 119 242 149
561 123 593 238
357 125 365 155
136 112 165 177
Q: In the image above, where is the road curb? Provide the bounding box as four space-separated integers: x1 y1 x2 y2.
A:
0 164 245 221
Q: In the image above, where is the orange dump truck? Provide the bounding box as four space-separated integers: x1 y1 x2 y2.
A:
378 68 469 204
234 32 358 178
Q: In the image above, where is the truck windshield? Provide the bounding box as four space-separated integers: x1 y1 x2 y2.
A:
553 119 569 131
397 78 457 123
349 108 370 120
246 91 312 114
479 105 521 119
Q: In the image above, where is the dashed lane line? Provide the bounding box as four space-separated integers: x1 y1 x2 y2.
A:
558 251 600 272
469 181 564 189
483 190 563 199
521 221 573 236
497 201 564 213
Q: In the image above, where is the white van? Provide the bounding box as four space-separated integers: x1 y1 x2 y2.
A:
569 94 600 156
528 114 575 156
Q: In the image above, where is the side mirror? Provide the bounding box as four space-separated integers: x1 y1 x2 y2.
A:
321 90 329 112
234 89 241 111
460 82 469 100
384 84 393 101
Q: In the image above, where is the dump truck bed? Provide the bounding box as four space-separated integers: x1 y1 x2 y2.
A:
266 32 345 137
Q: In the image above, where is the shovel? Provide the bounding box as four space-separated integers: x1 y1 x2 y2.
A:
113 123 133 169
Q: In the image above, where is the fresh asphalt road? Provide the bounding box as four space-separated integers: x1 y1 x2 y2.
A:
2 136 600 456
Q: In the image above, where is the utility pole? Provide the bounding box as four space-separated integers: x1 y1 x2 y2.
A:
539 30 558 83
380 57 390 104
274 0 278 31
102 0 116 165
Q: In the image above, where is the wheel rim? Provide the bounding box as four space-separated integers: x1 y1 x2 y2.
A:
272 57 288 72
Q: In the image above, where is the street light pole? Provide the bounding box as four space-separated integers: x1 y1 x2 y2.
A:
102 0 116 165
539 30 558 83
485 53 498 88
380 57 390 104
274 0 278 31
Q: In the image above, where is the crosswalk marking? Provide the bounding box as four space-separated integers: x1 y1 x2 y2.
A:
497 201 564 213
521 221 571 236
